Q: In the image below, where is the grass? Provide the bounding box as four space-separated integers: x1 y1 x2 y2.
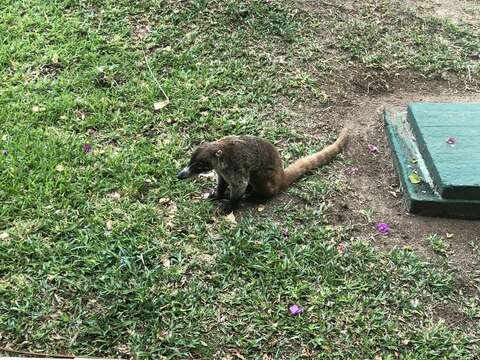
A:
337 3 479 73
428 234 449 257
1 0 480 358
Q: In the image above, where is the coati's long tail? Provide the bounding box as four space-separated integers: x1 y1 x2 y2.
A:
282 127 349 187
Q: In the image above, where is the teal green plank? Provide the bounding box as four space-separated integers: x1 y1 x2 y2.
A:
407 103 480 200
384 109 480 219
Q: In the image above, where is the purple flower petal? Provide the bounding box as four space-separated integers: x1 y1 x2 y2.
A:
83 143 92 153
2 149 7 156
367 144 379 153
469 53 480 61
376 223 390 234
345 167 360 176
446 137 455 145
289 304 304 316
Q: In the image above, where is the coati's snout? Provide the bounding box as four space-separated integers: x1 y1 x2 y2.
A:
177 144 217 180
177 160 212 179
176 166 192 180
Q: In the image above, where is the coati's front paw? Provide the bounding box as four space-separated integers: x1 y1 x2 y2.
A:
218 200 236 215
207 192 225 201
208 190 229 201
207 192 219 201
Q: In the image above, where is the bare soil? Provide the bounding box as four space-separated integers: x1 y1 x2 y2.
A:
244 83 480 292
407 0 480 26
300 0 480 26
323 90 480 292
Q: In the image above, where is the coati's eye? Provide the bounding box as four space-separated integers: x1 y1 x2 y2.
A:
195 162 209 172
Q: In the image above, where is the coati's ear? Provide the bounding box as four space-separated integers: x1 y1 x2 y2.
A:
215 149 222 158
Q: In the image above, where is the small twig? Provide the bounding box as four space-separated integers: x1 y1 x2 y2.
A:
0 346 112 359
318 0 349 11
319 0 339 7
142 49 169 103
0 346 74 358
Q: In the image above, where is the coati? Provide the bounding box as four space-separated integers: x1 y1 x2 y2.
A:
177 127 349 213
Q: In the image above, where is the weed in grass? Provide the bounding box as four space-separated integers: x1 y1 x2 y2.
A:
428 233 449 256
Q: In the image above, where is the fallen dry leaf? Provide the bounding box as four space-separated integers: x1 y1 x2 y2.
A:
167 202 177 216
233 351 246 360
154 100 169 112
197 253 215 265
51 333 64 340
162 257 171 268
108 192 121 201
106 220 113 231
388 190 398 198
225 212 237 225
164 202 177 228
159 197 170 205
161 137 171 146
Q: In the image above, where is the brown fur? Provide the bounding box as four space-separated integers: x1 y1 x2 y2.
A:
177 127 349 212
282 127 349 187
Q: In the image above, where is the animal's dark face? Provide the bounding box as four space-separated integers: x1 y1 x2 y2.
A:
177 145 214 180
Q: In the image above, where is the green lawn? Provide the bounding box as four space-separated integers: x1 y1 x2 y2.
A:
1 0 479 358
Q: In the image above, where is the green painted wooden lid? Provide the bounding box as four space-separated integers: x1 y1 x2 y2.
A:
407 102 480 200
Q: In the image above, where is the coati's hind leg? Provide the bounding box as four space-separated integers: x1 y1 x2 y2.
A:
208 174 228 200
251 170 283 198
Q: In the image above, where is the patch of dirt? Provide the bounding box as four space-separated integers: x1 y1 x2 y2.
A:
251 72 480 291
432 305 476 329
127 12 154 41
236 84 480 294
299 0 480 27
317 90 480 292
406 0 480 26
